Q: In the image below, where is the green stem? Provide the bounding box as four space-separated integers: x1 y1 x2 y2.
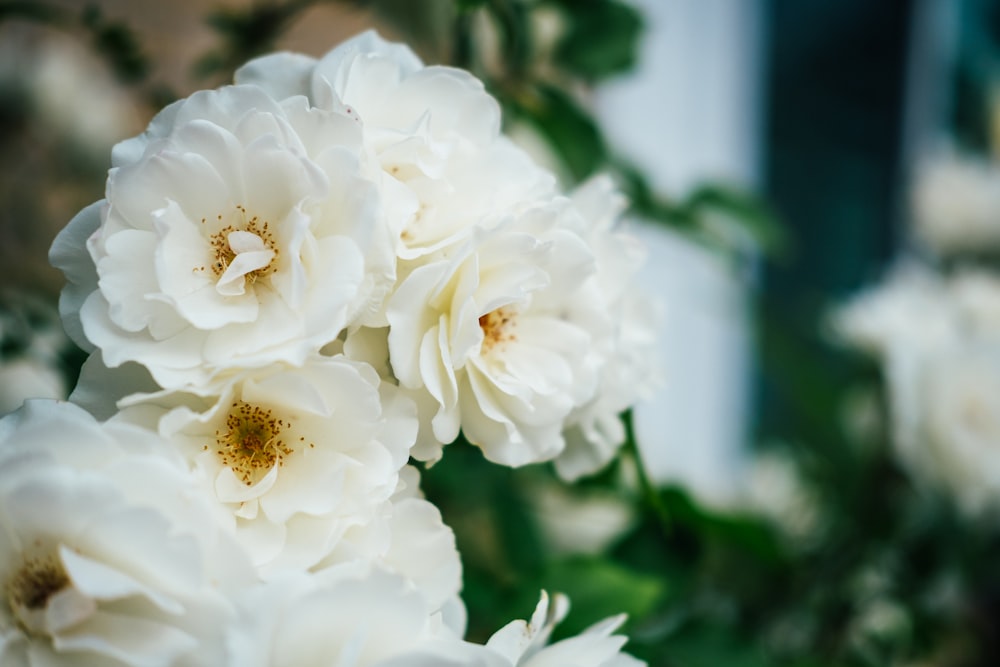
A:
622 409 671 532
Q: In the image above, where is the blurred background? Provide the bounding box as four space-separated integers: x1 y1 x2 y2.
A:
4 0 1000 665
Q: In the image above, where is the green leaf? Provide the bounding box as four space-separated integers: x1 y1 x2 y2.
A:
454 0 487 11
534 556 669 640
81 5 149 83
508 84 607 182
551 0 643 81
0 0 67 23
684 184 789 259
657 624 785 667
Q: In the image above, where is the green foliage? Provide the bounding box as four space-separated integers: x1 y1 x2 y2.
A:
506 83 608 181
0 0 64 23
195 1 310 80
81 5 149 83
547 0 643 82
0 2 149 84
535 557 668 638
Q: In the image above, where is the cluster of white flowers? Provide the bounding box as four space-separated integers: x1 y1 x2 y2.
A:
4 31 654 666
835 263 1000 517
833 139 1000 518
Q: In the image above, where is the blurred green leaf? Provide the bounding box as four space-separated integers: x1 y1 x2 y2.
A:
0 0 67 23
535 556 670 640
508 84 607 181
80 5 149 83
550 0 643 81
684 184 787 258
658 624 787 667
195 0 323 80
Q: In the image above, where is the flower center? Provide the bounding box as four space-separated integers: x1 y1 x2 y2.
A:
214 401 294 486
479 307 517 352
205 205 279 296
7 554 69 633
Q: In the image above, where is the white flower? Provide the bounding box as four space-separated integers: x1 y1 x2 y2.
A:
235 30 555 259
911 147 1000 255
326 495 465 618
227 567 491 667
526 481 635 556
230 578 644 667
830 261 957 358
115 355 416 576
484 592 645 667
0 400 252 667
886 340 1000 516
742 450 820 542
51 84 393 390
834 262 1000 516
386 201 600 466
556 176 661 481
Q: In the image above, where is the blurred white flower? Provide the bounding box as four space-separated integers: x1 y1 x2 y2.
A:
831 262 957 357
742 450 820 543
911 147 1000 255
527 481 635 556
485 592 645 667
835 262 1000 516
115 355 416 575
888 341 1000 516
52 84 391 390
0 28 140 158
0 357 65 414
0 400 252 667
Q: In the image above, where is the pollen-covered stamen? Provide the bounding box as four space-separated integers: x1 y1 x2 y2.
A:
208 205 279 296
479 306 517 353
214 401 294 486
7 554 70 632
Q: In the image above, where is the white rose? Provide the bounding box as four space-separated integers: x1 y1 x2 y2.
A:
386 201 600 466
911 147 1000 255
949 268 1000 337
235 30 555 259
556 176 661 481
116 355 416 576
226 567 493 667
0 400 252 667
830 261 958 358
484 592 645 667
742 450 820 542
886 341 1000 516
322 495 464 618
52 84 392 390
526 480 635 556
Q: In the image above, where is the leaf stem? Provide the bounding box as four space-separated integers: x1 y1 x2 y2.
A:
622 409 671 532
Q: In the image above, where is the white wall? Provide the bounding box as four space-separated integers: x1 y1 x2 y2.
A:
596 0 766 505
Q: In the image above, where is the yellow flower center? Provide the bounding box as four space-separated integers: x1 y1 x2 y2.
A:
214 401 294 486
202 205 279 283
7 554 69 632
479 307 517 352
